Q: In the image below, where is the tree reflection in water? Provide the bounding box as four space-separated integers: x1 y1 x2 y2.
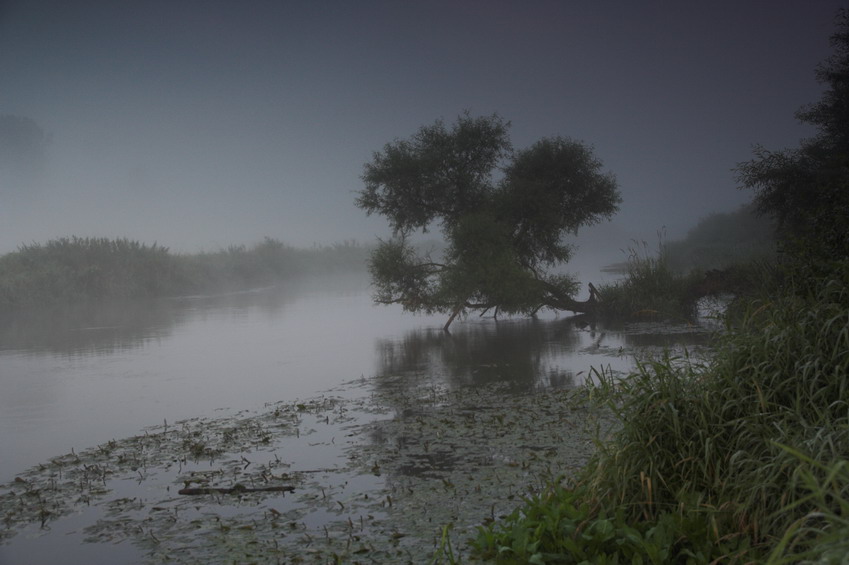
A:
372 315 613 393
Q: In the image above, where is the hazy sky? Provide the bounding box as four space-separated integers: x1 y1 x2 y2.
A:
0 1 845 255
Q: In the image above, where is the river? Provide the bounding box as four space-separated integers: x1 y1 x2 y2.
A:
0 270 714 563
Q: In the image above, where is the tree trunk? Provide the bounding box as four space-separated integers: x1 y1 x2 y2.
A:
542 282 599 314
444 305 464 331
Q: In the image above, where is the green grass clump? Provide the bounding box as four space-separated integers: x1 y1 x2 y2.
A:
473 481 748 564
474 264 849 563
597 238 701 321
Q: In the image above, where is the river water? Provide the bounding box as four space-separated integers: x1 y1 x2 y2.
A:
0 270 714 563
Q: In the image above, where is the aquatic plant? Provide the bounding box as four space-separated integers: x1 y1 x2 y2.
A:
0 376 612 562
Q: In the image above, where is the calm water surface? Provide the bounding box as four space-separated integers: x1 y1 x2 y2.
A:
0 272 713 483
0 271 714 563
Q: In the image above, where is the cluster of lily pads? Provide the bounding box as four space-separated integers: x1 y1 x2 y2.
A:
1 372 616 563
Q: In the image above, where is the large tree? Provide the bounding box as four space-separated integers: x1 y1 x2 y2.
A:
736 9 849 260
356 113 620 330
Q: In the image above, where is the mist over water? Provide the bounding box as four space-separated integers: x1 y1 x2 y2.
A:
0 270 709 485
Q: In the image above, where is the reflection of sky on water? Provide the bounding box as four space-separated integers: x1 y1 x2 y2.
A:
0 275 715 484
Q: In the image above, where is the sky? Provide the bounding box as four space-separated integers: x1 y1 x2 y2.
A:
0 0 845 256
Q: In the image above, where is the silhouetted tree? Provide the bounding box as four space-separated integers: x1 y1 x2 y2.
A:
356 113 620 330
736 9 849 259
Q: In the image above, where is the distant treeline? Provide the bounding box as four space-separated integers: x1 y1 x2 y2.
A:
0 236 371 308
593 205 777 320
665 203 776 272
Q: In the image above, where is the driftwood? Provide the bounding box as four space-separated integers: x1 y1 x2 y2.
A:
539 282 601 315
178 484 295 496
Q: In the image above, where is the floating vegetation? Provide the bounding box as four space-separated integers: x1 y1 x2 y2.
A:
0 373 615 563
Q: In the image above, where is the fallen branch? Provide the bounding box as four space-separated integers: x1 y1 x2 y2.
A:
178 484 295 496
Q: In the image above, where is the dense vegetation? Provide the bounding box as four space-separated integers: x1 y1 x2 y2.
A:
594 222 774 322
594 237 704 321
474 263 849 563
472 9 849 564
0 236 369 309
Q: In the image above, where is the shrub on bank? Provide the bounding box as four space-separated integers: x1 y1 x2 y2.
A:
596 239 702 321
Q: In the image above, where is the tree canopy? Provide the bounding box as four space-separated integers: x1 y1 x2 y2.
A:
736 9 849 260
356 113 620 329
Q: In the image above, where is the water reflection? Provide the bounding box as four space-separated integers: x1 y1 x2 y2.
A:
0 285 303 357
372 314 714 394
361 313 716 527
0 276 722 563
0 299 180 356
375 316 593 393
0 271 715 491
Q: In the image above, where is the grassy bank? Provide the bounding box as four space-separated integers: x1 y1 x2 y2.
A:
0 236 370 309
472 261 849 563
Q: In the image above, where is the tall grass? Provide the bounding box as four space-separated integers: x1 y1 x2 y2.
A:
597 237 701 321
473 264 849 563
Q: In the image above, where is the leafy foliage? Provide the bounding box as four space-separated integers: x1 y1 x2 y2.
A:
357 113 620 327
736 9 849 260
474 482 749 564
0 237 182 305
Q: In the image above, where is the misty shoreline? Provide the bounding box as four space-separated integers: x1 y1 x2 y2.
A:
0 236 371 311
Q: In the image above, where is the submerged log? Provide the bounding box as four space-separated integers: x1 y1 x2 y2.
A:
541 282 600 314
178 484 295 496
